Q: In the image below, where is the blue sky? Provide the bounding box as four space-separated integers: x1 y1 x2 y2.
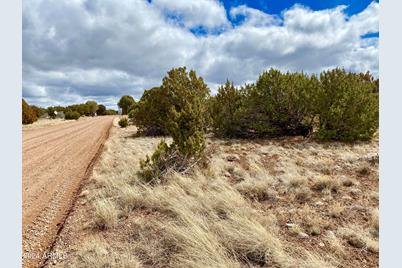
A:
23 0 379 109
221 0 377 16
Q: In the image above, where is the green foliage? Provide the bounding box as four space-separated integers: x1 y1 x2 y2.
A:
85 101 98 116
210 80 245 137
64 110 81 120
130 87 169 136
315 68 379 141
105 109 118 115
246 69 318 136
22 99 37 124
96 104 106 116
139 140 173 183
210 68 378 141
30 105 46 118
118 117 128 128
118 95 135 115
47 107 57 119
139 67 209 182
162 67 209 157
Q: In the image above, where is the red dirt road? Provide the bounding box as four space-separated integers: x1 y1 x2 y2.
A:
22 116 114 267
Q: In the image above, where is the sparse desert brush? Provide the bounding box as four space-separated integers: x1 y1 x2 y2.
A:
324 231 345 257
236 180 277 202
93 198 119 229
341 176 356 187
311 176 340 193
370 208 379 237
329 202 345 218
287 176 308 189
357 164 371 176
118 117 128 128
53 114 378 268
293 186 312 203
338 226 378 253
296 205 329 236
67 236 141 268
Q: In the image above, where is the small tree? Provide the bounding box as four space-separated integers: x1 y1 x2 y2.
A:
315 68 379 141
118 95 135 115
22 99 37 124
86 101 98 116
97 104 106 116
130 87 169 136
210 80 244 137
245 69 318 137
139 67 210 182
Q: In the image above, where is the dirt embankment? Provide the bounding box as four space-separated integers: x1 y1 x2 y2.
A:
22 116 114 268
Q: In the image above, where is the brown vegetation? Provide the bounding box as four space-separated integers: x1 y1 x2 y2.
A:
47 120 378 268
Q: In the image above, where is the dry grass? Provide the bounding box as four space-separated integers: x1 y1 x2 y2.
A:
49 121 378 268
93 198 119 229
54 236 141 268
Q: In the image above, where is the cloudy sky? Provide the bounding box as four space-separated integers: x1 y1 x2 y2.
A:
23 0 379 109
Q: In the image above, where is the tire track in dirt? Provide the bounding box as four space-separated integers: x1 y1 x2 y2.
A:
22 116 114 268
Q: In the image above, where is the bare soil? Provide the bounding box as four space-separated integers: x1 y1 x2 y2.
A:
22 116 114 268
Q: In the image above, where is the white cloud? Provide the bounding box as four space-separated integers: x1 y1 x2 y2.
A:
152 0 229 30
22 0 379 108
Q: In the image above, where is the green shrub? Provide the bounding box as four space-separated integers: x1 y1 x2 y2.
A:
64 110 81 120
96 104 106 116
22 99 37 124
139 67 209 182
105 109 118 115
244 69 318 137
118 95 135 115
139 140 174 183
118 117 128 128
130 87 169 136
163 67 209 157
210 80 245 137
86 101 98 116
315 69 379 141
47 107 57 119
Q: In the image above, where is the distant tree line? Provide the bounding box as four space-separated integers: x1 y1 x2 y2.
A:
22 99 118 124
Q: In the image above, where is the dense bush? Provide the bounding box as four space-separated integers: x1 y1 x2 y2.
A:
139 67 209 181
30 105 46 118
245 69 319 137
97 104 106 116
210 68 378 141
209 80 245 137
118 95 135 115
64 110 81 120
130 87 169 136
315 69 379 141
22 99 37 124
118 117 128 128
210 70 319 138
85 101 98 116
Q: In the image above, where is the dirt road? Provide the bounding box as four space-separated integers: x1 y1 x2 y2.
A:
22 116 114 267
